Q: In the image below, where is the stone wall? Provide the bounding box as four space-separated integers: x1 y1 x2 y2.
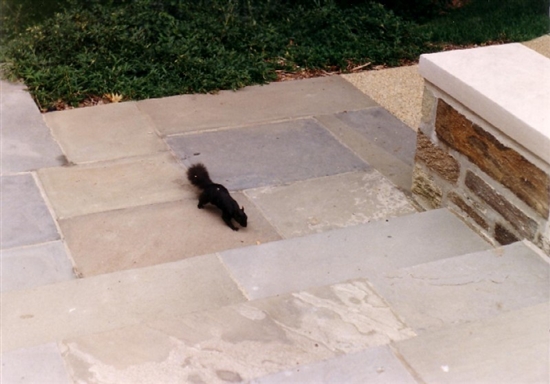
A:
413 84 550 254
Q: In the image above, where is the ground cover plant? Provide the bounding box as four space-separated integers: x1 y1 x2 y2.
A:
1 0 548 111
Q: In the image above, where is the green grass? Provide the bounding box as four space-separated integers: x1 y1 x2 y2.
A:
1 0 548 111
422 0 549 44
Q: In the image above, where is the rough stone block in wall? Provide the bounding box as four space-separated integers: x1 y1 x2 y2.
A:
415 131 460 184
465 171 538 239
448 191 489 231
411 164 442 209
494 222 520 246
435 99 549 218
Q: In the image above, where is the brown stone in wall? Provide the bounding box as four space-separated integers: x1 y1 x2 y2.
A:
415 131 460 184
412 164 442 209
494 223 519 245
465 171 537 240
435 99 549 218
448 191 489 230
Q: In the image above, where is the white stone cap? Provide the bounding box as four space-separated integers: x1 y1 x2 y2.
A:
419 43 550 163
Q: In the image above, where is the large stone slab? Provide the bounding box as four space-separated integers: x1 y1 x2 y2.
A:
167 118 369 190
60 198 280 277
220 208 492 300
37 153 187 219
395 302 550 383
252 346 417 384
1 241 75 293
1 254 246 352
44 102 167 164
138 76 377 135
370 241 550 332
245 170 416 238
1 343 71 384
1 174 59 249
1 80 64 174
60 279 414 383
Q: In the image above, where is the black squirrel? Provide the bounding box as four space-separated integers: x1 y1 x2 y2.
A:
187 163 248 231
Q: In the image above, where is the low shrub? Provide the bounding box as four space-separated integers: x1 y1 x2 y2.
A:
1 0 429 110
1 0 547 110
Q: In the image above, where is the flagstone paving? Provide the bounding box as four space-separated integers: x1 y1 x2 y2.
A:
251 346 418 384
219 209 493 300
59 199 280 277
44 102 167 164
166 117 369 190
1 174 59 249
369 241 550 333
0 241 74 293
394 302 549 384
1 254 247 352
37 153 188 219
1 342 71 384
0 81 64 174
59 279 416 383
137 76 376 134
245 170 416 238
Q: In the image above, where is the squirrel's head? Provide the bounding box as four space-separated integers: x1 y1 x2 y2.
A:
235 206 247 227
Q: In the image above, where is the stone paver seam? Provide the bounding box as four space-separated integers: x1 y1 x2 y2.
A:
446 207 497 248
241 188 287 239
1 169 27 177
244 169 372 197
56 340 77 383
161 115 315 139
388 343 423 383
312 114 370 165
312 114 417 199
158 110 369 139
161 136 196 175
521 239 550 265
364 278 415 337
30 171 81 278
41 112 70 162
134 102 166 139
55 150 176 168
215 252 253 301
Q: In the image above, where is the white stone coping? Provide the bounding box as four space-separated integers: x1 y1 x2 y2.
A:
419 43 550 163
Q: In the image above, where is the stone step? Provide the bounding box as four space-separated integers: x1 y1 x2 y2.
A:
394 301 549 384
3 240 546 383
253 302 549 384
0 254 247 353
53 277 417 383
251 345 418 384
219 207 492 300
369 240 550 333
1 208 489 354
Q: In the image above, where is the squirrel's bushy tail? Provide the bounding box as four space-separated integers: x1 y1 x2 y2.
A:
187 163 213 189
